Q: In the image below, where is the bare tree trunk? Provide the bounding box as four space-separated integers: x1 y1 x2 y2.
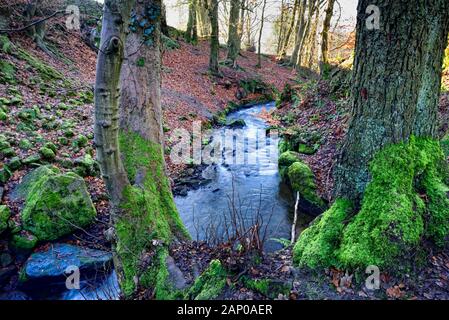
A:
226 0 241 67
208 0 220 74
197 0 211 37
276 0 286 56
186 0 198 43
278 0 299 60
319 0 335 74
290 0 307 65
256 0 267 68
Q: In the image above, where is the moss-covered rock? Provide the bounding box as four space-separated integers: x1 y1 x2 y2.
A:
73 135 88 148
19 139 33 150
20 170 96 241
0 205 10 235
0 166 11 183
186 260 227 300
22 154 41 165
227 119 246 128
10 231 38 250
6 157 21 171
288 161 326 212
39 147 55 160
278 151 301 179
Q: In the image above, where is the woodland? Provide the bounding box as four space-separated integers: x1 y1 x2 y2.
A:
0 0 448 301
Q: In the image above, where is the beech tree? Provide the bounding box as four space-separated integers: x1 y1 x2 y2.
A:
206 0 220 74
185 0 198 43
226 0 241 67
319 0 335 74
95 0 188 298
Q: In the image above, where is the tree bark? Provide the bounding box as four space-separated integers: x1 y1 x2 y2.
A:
208 0 220 74
95 0 188 298
226 0 241 67
278 0 299 60
290 0 307 65
94 0 135 292
256 0 267 68
186 0 198 43
319 0 335 74
334 0 449 202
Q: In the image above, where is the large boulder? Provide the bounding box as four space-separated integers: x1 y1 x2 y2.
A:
17 166 96 242
288 161 326 215
22 244 112 280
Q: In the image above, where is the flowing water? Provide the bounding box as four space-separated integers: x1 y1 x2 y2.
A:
175 101 313 252
17 101 312 300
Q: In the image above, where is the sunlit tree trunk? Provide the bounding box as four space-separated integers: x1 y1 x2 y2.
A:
290 0 307 65
319 0 335 74
334 0 449 202
278 0 299 60
256 0 267 68
276 0 286 56
186 0 198 43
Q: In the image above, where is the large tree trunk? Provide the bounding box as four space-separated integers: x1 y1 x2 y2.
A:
95 0 187 298
208 0 220 74
319 0 335 74
334 0 449 202
226 0 241 67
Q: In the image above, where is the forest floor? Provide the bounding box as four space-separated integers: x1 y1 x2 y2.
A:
1 24 449 300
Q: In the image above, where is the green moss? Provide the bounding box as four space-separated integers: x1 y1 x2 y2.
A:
278 151 301 179
293 199 353 268
0 205 10 235
186 260 227 300
19 139 33 150
116 131 189 297
0 60 16 84
21 171 96 241
73 135 88 148
244 278 291 299
441 135 449 158
39 147 55 160
287 161 325 208
10 231 38 250
16 47 63 81
294 137 448 271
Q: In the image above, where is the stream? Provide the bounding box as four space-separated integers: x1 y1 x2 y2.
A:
15 101 313 300
175 101 313 252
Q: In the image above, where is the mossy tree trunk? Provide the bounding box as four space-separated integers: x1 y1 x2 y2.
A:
334 0 449 203
226 0 241 67
319 0 335 74
95 0 188 298
207 0 220 75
